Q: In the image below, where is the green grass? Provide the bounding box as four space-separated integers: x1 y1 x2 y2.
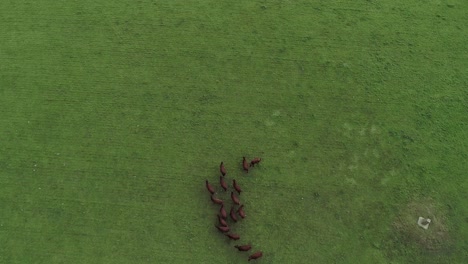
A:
1 1 467 263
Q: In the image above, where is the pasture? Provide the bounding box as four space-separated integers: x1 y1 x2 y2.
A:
0 1 467 263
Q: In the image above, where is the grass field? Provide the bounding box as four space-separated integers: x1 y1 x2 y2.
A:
1 1 467 263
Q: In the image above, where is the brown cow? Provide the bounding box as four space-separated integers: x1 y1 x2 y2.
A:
248 251 263 261
220 162 227 176
230 206 238 222
219 204 227 219
225 233 240 240
237 205 246 219
215 225 229 233
217 214 228 227
211 194 223 205
220 176 227 191
234 244 252 251
233 179 242 194
206 180 215 194
250 157 261 167
231 191 240 205
242 157 249 173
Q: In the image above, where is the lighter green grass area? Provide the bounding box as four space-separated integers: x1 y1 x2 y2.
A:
0 1 467 263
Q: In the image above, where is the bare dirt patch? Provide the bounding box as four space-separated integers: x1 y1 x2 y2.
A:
392 197 452 252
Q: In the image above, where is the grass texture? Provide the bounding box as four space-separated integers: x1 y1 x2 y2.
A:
0 1 467 263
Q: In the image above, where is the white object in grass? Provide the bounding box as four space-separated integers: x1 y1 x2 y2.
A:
417 217 431 230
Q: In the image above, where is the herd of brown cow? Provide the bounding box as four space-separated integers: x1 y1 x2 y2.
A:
205 157 263 262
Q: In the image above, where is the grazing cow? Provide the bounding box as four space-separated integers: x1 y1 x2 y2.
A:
248 251 263 261
231 191 240 205
206 180 215 194
242 157 249 173
233 179 242 194
220 162 227 176
211 194 223 205
234 244 252 251
225 233 240 240
237 205 246 219
220 204 227 219
220 176 227 191
250 157 261 167
218 214 228 227
230 206 238 222
215 225 229 233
